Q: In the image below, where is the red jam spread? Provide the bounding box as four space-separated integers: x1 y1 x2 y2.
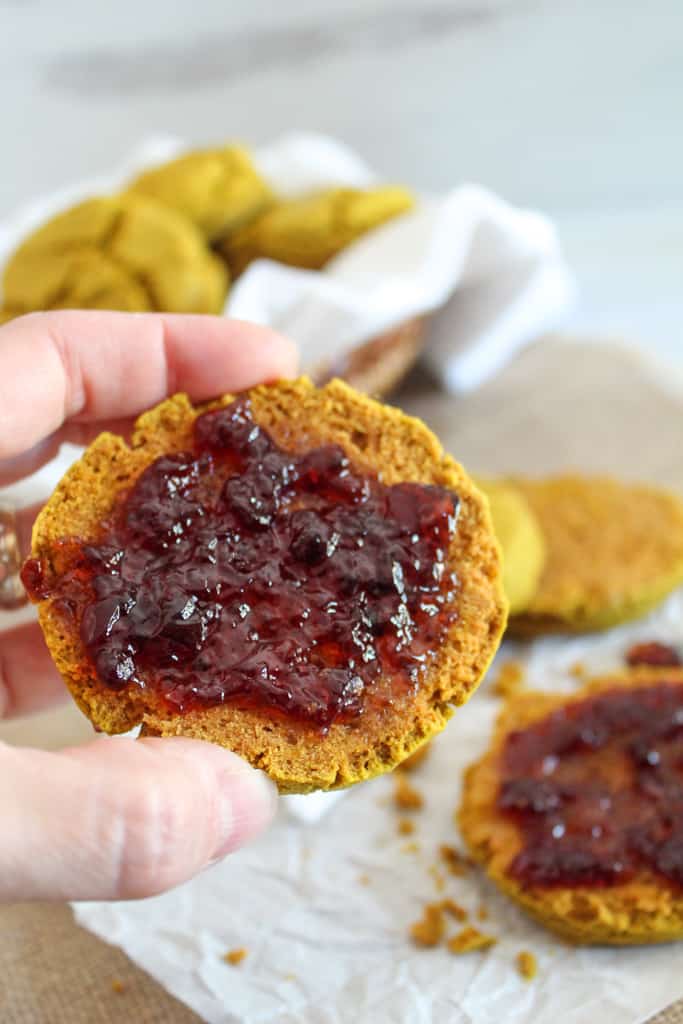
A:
498 683 683 889
22 398 459 730
626 642 681 668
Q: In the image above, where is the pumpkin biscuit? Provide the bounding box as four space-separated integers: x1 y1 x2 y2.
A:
128 146 272 243
219 185 415 276
3 194 228 316
476 479 546 616
507 476 683 635
459 668 683 945
23 378 506 793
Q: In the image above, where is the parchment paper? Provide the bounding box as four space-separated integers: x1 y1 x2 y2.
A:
71 339 683 1024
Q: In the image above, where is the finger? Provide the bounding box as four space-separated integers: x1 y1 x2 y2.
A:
0 736 277 901
0 623 68 718
0 311 298 458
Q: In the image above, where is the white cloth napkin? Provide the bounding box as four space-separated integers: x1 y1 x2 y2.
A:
230 133 576 391
0 132 575 393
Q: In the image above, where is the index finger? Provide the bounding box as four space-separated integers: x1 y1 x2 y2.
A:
0 311 298 459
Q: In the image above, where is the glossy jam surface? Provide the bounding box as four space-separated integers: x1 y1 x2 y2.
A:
23 399 459 729
626 642 681 668
498 683 683 889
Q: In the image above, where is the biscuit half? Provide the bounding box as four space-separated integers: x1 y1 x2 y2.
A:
26 378 507 793
508 476 683 635
459 669 683 945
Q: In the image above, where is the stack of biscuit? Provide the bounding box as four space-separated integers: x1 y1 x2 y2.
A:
0 144 414 324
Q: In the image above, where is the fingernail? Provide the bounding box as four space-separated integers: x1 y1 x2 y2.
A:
213 766 278 861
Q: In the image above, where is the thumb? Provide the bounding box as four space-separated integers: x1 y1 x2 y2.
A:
0 736 277 901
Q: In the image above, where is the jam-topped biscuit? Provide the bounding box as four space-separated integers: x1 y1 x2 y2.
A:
507 476 683 635
2 194 228 317
22 378 506 793
459 669 683 944
475 479 546 616
219 186 415 276
127 146 272 243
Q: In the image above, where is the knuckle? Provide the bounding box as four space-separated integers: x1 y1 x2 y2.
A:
111 773 202 899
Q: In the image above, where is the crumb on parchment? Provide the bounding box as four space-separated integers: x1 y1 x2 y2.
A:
428 864 446 892
223 948 248 966
410 899 470 948
493 660 524 698
401 841 420 854
516 950 538 980
357 873 371 885
398 818 415 836
410 903 446 947
439 898 468 923
439 844 471 876
394 773 424 811
447 927 497 954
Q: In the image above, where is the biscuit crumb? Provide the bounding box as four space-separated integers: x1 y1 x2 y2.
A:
493 660 524 698
477 904 489 921
394 773 424 811
569 661 587 679
428 864 446 892
111 979 126 994
282 973 298 982
223 948 248 966
439 844 471 876
439 898 468 922
410 903 446 947
397 818 415 836
516 950 537 980
447 927 497 954
357 873 371 886
401 841 420 854
402 743 431 771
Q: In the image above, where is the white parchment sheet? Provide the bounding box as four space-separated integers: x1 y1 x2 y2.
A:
72 588 683 1024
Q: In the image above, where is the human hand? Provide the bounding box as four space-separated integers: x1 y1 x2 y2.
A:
0 310 297 902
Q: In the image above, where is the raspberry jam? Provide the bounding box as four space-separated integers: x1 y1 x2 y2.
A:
626 642 681 668
22 398 459 730
498 683 683 889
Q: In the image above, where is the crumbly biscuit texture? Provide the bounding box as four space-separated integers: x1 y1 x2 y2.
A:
220 186 414 275
476 479 546 616
3 194 227 316
459 668 683 945
128 146 271 242
28 378 506 793
508 476 683 635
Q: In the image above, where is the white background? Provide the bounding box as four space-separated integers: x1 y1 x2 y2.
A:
1 0 682 365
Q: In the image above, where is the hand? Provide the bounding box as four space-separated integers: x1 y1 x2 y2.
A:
0 310 297 902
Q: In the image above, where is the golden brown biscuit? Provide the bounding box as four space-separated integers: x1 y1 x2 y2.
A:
508 476 683 635
22 378 506 793
459 669 683 945
475 479 546 616
128 146 272 242
3 194 228 316
220 186 415 275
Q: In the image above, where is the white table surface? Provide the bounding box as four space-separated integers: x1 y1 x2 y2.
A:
1 0 682 364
